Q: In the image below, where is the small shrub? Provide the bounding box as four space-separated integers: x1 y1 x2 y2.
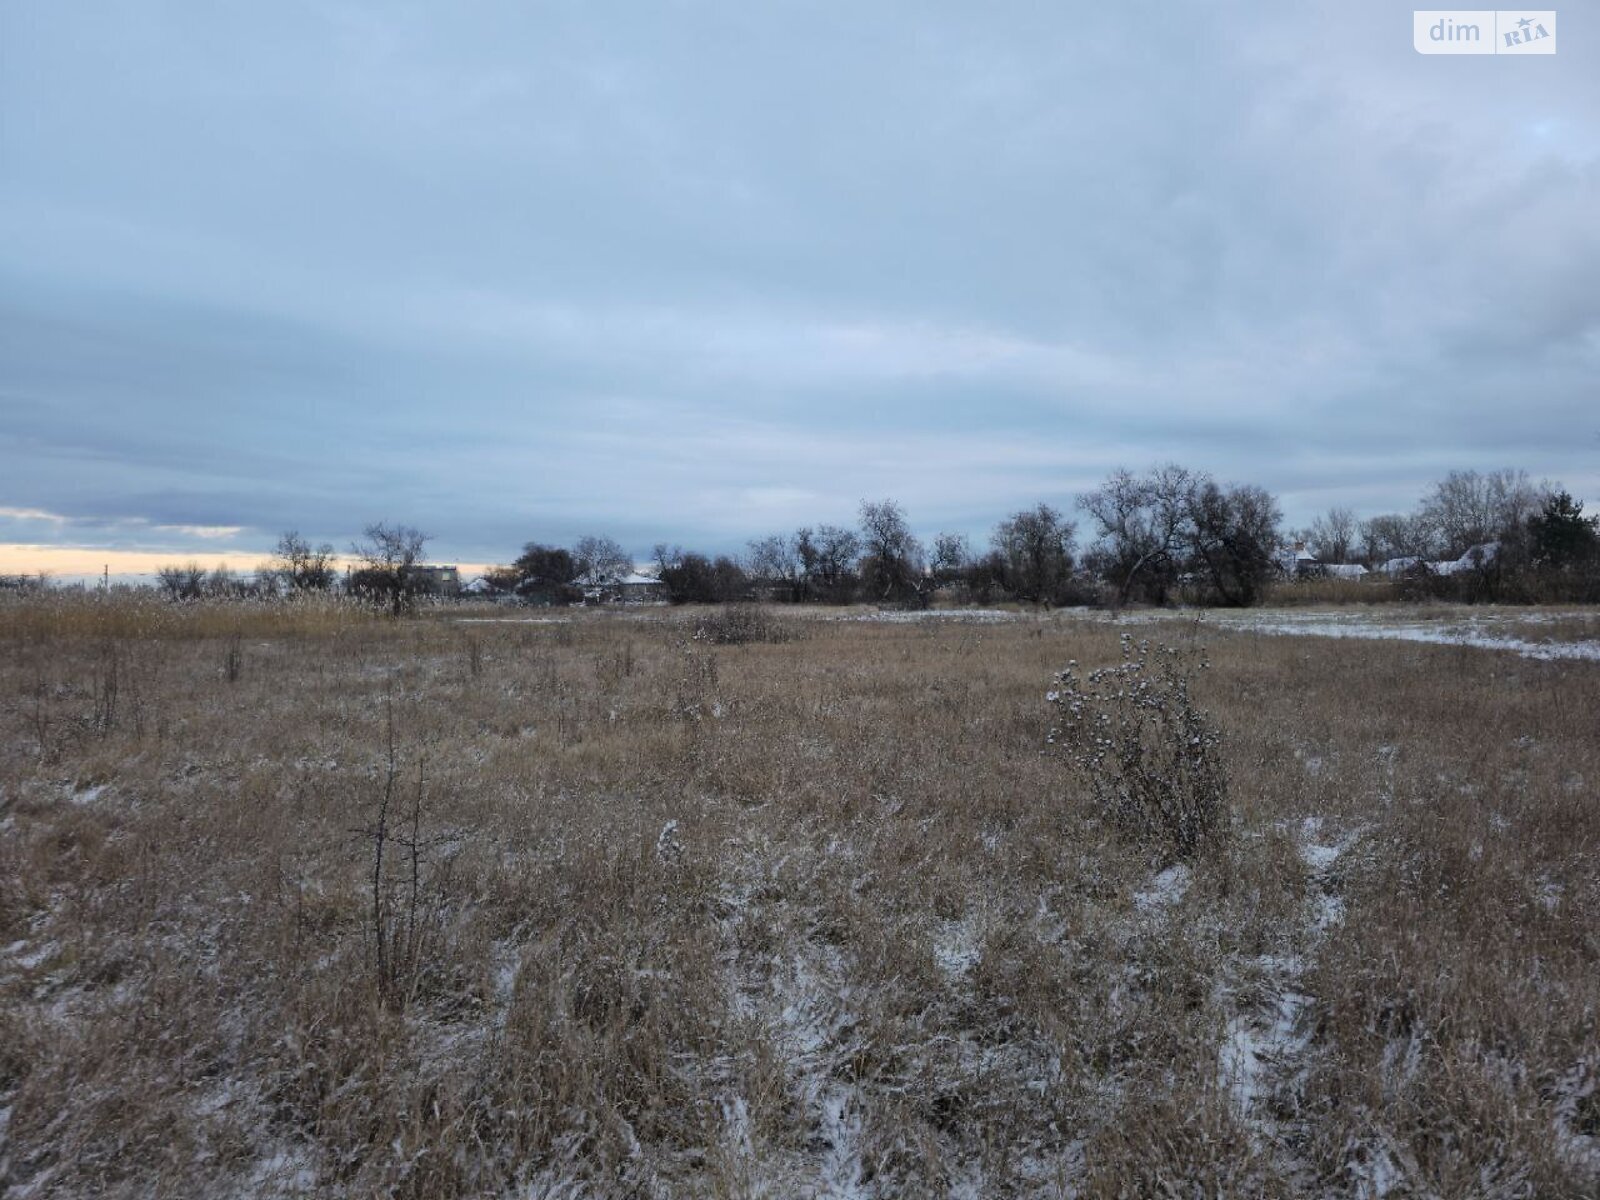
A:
691 605 796 646
668 639 719 720
1047 634 1229 860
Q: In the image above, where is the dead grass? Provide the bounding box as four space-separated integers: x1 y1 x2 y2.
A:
0 598 1596 1196
1270 577 1402 606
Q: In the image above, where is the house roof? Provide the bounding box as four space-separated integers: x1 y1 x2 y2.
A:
576 569 663 588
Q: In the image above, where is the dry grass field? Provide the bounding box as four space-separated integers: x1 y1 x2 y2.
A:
1 596 1597 1198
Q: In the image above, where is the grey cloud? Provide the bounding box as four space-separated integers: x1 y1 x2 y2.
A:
2 1 1597 561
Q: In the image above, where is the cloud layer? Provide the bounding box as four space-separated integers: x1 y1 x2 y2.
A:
3 1 1597 569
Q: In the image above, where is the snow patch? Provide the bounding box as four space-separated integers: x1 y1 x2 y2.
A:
1204 611 1600 662
247 1146 318 1195
932 918 982 981
451 617 569 624
771 951 870 1198
1217 820 1353 1136
1220 987 1308 1112
849 608 1018 624
1134 864 1191 912
1351 1140 1407 1198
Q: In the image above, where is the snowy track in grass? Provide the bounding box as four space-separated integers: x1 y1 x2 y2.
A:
1219 818 1356 1163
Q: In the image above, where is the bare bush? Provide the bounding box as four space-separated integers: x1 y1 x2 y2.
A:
692 605 797 646
358 699 455 1010
1048 634 1229 860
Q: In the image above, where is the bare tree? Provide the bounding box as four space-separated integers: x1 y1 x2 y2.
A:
747 533 804 601
929 532 972 585
1306 506 1358 563
857 500 923 603
1184 481 1282 607
1360 512 1432 564
571 535 631 584
1078 464 1193 607
990 504 1076 602
350 523 430 616
272 530 337 592
205 565 243 598
0 571 48 594
1419 469 1542 558
156 562 207 601
653 548 747 603
797 525 861 602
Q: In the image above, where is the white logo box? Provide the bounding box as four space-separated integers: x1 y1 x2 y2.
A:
1414 10 1556 54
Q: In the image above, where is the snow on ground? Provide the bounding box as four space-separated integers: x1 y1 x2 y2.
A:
1133 864 1191 913
1131 609 1600 662
1220 987 1309 1115
771 949 870 1199
1553 1059 1600 1178
932 916 983 980
245 1146 319 1196
1218 817 1356 1162
847 608 1019 624
450 616 569 624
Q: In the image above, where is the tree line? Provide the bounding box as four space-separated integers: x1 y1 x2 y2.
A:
484 465 1593 608
132 464 1597 610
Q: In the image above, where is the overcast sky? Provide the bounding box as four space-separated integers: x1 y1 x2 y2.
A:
2 1 1596 574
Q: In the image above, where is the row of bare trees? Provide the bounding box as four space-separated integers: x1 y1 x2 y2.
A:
487 481 1278 610
1291 469 1592 566
156 524 429 611
141 464 1594 611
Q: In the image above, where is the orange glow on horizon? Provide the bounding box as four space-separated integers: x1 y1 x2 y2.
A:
0 544 495 580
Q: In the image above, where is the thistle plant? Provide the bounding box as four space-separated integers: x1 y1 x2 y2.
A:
1048 634 1229 860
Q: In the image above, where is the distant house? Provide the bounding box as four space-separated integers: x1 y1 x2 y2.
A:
343 562 462 600
1277 541 1366 580
577 569 668 605
408 565 461 596
1377 543 1499 579
1379 556 1424 577
1275 542 1319 576
1320 563 1369 580
1429 542 1499 577
617 571 668 602
461 574 518 603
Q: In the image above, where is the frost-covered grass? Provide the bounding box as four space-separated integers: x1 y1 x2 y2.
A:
0 598 1596 1196
845 607 1021 624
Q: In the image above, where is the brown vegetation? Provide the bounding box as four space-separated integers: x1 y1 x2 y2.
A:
1 599 1595 1196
